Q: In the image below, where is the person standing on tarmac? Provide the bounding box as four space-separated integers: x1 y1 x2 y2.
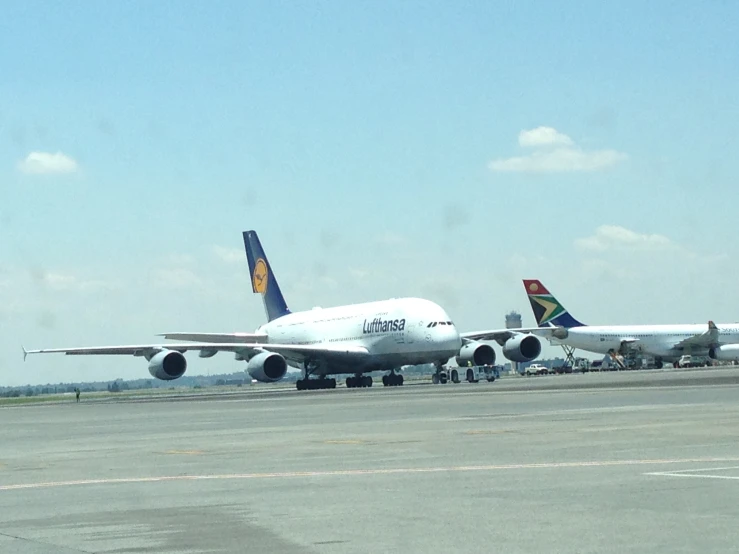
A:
75 388 80 403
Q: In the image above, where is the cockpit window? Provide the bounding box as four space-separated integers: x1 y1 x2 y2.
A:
427 321 453 328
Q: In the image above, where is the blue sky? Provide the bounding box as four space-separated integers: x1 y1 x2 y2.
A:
2 1 738 386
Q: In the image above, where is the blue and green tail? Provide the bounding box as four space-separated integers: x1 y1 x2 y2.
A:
523 279 585 329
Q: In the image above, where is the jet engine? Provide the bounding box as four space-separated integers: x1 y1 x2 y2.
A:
709 344 739 361
502 334 542 362
456 341 496 367
148 350 187 380
247 351 288 382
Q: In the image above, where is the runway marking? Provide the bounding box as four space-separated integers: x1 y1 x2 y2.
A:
2 457 738 492
323 440 365 445
646 465 739 481
163 450 204 455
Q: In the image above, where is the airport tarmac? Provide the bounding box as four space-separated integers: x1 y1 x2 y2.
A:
3 369 739 553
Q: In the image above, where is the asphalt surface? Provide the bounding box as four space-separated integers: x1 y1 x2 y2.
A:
3 368 739 553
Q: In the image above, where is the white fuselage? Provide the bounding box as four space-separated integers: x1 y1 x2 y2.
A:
256 297 462 375
551 324 739 361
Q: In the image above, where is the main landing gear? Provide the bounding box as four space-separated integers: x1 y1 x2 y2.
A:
382 372 404 387
346 375 372 388
296 378 336 391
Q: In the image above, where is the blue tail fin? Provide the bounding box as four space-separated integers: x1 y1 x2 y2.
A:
523 279 586 329
243 231 291 322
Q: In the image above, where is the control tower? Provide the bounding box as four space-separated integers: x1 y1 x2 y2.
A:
505 310 522 329
505 311 523 374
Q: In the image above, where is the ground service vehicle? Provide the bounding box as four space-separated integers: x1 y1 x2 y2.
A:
432 365 500 384
524 364 549 376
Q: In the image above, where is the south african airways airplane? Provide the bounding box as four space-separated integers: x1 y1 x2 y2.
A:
524 279 739 368
23 231 543 390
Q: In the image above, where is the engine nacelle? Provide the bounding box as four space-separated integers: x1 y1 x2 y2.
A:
709 344 739 361
502 334 542 363
148 350 187 380
247 352 288 383
456 341 496 367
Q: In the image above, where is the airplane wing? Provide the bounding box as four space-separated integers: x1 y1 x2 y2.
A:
460 327 560 346
673 321 720 350
23 342 369 364
158 332 268 343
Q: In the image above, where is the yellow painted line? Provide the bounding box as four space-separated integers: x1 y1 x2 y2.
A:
2 457 739 492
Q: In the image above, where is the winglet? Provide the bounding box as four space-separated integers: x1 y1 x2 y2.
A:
22 345 28 362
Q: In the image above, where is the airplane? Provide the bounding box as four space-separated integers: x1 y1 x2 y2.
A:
22 231 545 391
524 279 739 368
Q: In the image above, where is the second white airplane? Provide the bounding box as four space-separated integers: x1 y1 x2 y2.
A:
524 279 739 368
24 231 543 390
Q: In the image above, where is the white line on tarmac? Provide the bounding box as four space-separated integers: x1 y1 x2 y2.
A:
2 457 739 492
646 473 739 481
646 465 739 480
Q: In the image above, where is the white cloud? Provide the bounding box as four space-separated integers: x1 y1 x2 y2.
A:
152 268 201 288
35 271 119 292
166 253 195 265
489 147 627 173
575 225 675 253
18 151 79 175
212 246 244 264
518 126 574 148
489 127 627 173
348 267 370 280
42 272 78 290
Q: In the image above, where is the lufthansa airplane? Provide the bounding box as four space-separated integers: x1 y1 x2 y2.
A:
23 231 543 390
525 279 739 368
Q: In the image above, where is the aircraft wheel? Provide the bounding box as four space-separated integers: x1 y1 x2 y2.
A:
451 369 459 383
439 374 448 384
364 376 373 387
382 375 389 386
397 374 404 386
296 379 305 391
432 374 439 384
